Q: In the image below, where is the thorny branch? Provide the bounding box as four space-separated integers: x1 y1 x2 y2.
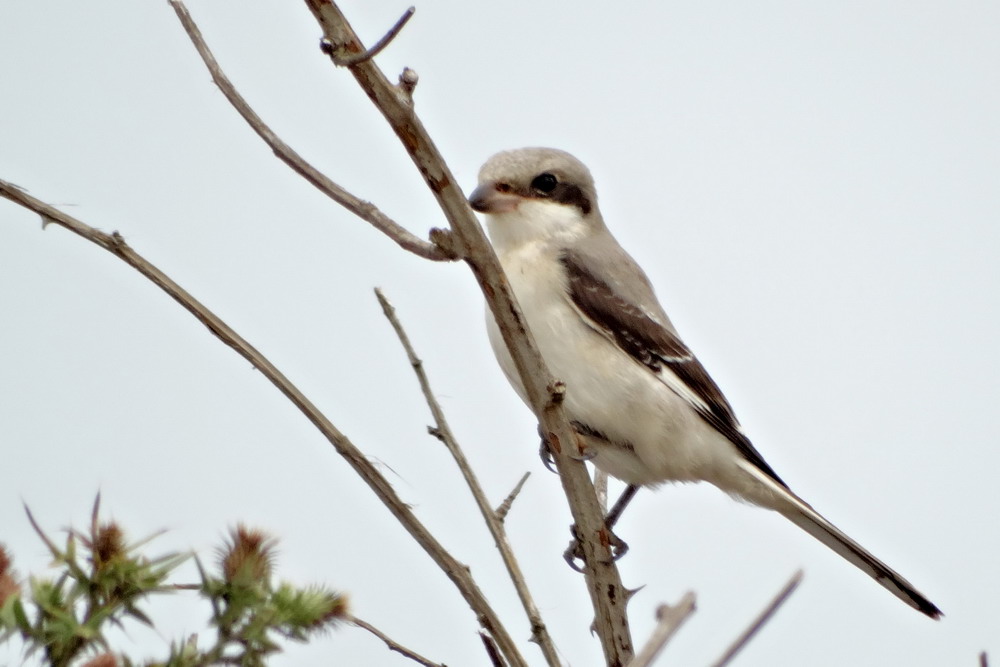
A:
626 593 697 667
375 288 560 666
14 1 635 664
168 0 452 262
0 3 934 667
300 1 634 662
0 179 526 667
351 616 443 667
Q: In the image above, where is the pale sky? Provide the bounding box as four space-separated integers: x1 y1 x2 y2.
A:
2 1 998 665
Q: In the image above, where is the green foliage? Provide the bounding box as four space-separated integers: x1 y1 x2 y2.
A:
0 497 347 667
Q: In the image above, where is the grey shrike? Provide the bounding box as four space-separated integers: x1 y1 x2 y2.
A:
469 147 941 619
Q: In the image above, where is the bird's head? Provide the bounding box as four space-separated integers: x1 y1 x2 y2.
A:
469 147 603 251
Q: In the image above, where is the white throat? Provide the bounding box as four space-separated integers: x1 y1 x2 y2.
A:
485 200 589 255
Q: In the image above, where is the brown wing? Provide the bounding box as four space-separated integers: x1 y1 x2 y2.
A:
561 251 787 488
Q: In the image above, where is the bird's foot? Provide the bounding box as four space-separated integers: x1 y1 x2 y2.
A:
538 424 596 472
563 523 629 572
538 432 558 473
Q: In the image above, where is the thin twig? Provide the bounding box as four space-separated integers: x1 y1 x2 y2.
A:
167 0 452 263
0 180 525 667
480 632 506 667
352 616 443 667
981 651 989 667
626 593 697 667
327 6 415 66
495 472 530 523
375 288 559 666
710 569 804 667
304 3 634 662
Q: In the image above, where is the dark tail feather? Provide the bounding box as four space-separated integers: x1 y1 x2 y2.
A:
739 461 942 618
785 503 942 618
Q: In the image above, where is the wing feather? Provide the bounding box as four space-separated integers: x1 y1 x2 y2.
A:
560 251 787 488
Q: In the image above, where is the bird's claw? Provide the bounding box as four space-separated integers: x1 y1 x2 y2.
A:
539 426 596 470
563 524 629 571
538 435 558 473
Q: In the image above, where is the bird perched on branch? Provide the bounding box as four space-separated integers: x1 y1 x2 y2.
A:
469 146 940 619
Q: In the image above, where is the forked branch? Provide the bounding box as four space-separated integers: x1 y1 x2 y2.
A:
324 6 415 66
626 593 697 667
301 1 635 661
168 0 452 262
170 0 631 662
0 179 526 667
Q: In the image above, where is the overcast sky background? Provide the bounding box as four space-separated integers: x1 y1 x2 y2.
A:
2 1 998 665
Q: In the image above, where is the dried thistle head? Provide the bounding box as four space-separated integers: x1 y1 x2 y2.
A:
322 593 349 625
302 588 350 630
80 653 118 667
219 525 276 585
0 543 20 605
92 523 126 569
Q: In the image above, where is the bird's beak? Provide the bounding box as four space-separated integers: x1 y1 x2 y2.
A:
468 181 521 213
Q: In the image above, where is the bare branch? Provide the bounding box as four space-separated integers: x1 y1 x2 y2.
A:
981 651 989 667
0 180 524 667
495 472 531 523
626 593 697 667
352 616 443 667
167 0 453 263
304 3 634 661
710 569 804 667
479 632 506 667
325 6 415 66
375 288 559 666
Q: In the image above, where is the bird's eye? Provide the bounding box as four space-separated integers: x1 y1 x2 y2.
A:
531 173 558 194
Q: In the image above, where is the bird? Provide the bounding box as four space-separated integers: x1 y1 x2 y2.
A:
468 146 941 619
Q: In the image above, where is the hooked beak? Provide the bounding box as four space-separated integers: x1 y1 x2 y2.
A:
468 181 522 214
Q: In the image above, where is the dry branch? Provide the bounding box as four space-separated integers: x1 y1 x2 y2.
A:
300 2 634 661
710 569 803 667
480 632 506 667
375 288 560 666
495 472 531 523
325 6 415 66
626 593 697 667
168 0 452 262
352 616 443 667
0 179 525 667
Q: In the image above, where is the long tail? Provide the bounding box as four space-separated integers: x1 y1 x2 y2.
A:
737 460 942 619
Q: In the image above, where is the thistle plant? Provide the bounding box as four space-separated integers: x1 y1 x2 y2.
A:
0 497 347 667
